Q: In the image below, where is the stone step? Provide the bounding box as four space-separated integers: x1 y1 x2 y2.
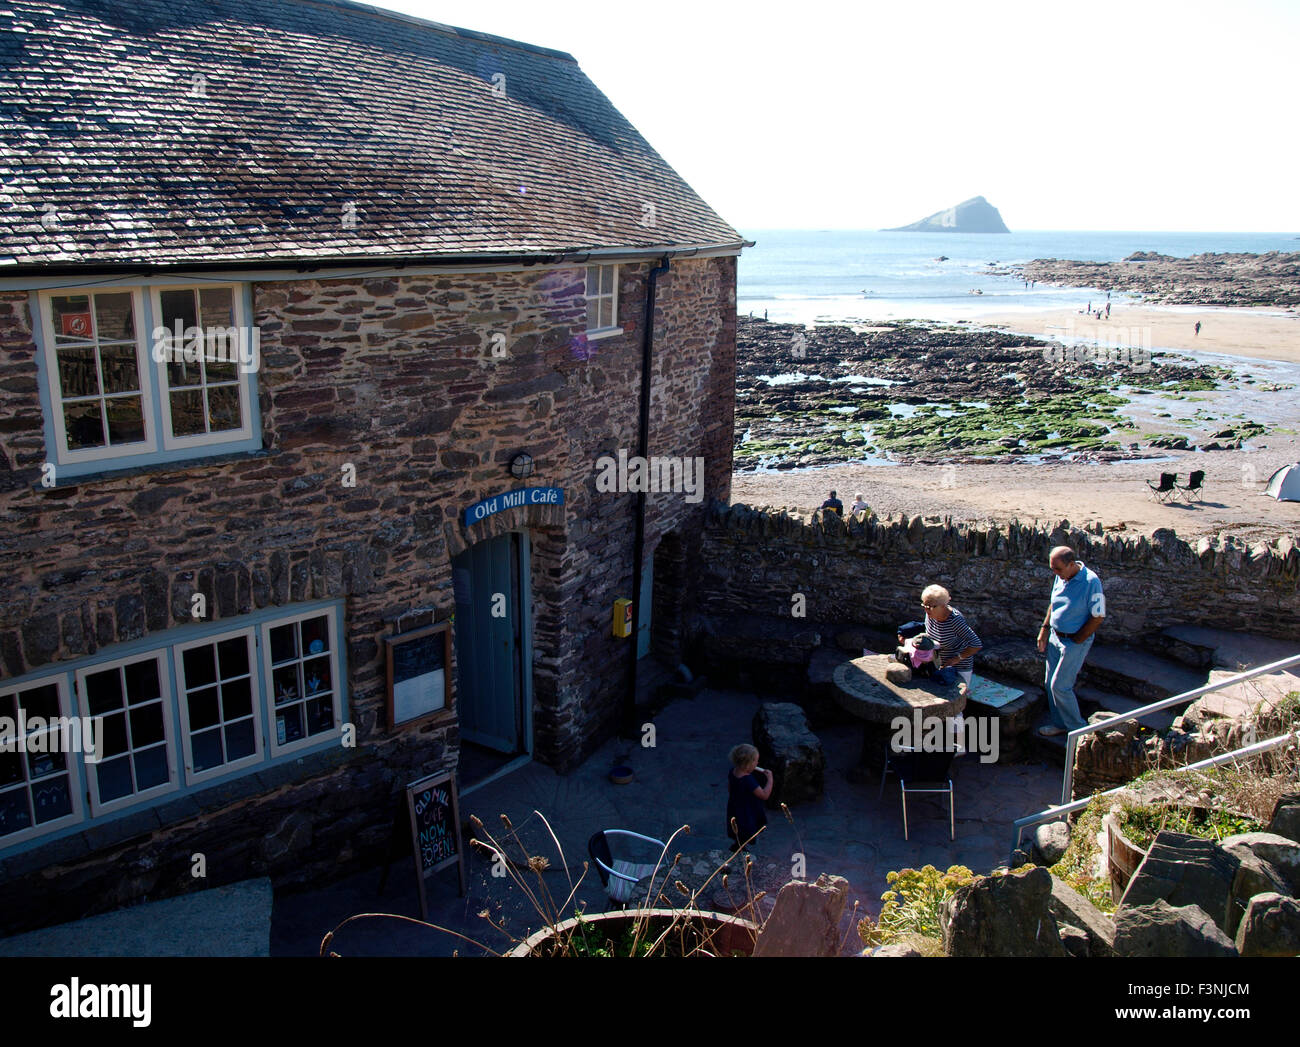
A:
1079 645 1210 705
1029 714 1070 766
1158 625 1300 676
1076 686 1177 731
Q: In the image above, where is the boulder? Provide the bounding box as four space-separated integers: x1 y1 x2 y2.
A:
941 866 1066 957
1218 832 1300 895
1059 925 1090 956
752 874 848 957
1227 852 1292 937
1234 893 1300 957
752 702 825 807
1113 900 1238 957
1049 877 1116 957
1033 821 1071 866
868 943 924 957
1266 792 1300 845
1120 831 1240 932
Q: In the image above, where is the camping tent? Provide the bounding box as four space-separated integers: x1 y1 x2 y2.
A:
1264 463 1300 501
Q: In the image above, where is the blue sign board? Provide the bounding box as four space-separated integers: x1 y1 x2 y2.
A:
463 487 564 527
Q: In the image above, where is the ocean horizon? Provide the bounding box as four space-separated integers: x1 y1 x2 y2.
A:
736 229 1300 326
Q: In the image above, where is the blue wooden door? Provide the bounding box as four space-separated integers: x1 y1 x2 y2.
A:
452 532 522 753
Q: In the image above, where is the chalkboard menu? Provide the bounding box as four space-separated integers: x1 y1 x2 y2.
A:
386 622 453 729
405 771 466 917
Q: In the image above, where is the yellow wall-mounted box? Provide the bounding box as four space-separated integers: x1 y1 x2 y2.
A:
612 597 633 638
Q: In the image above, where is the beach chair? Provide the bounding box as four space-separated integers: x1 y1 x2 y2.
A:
1178 470 1205 503
879 746 957 841
588 829 666 907
1146 472 1177 503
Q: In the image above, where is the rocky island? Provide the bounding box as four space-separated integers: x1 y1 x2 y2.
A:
884 195 1011 234
1005 251 1300 307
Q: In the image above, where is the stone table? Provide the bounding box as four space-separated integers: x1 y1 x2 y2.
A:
832 654 967 774
634 848 791 922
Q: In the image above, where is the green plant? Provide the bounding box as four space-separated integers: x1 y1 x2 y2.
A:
857 864 975 947
1049 798 1116 914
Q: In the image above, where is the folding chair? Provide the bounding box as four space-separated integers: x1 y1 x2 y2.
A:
879 746 957 840
1146 472 1177 503
588 830 666 907
1177 469 1205 503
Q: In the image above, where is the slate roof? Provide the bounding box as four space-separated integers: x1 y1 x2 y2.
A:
0 0 745 271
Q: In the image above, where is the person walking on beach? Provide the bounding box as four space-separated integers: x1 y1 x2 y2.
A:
1036 546 1105 737
821 490 844 515
1105 302 1111 319
1195 321 1201 336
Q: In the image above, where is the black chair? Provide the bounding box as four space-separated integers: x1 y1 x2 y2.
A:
1146 472 1177 503
879 746 957 840
588 830 666 907
1178 470 1205 503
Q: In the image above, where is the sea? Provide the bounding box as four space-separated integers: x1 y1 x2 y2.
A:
736 229 1300 326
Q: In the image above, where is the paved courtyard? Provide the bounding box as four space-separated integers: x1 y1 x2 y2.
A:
273 686 1061 956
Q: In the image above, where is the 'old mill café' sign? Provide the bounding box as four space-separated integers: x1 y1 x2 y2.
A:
463 487 564 528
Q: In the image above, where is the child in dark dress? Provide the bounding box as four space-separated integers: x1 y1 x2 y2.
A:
726 743 773 851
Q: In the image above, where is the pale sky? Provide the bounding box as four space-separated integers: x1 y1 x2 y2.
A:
367 0 1299 232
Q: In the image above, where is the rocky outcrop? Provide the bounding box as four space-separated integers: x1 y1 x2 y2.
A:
752 874 848 957
1120 831 1240 932
1267 791 1300 844
1113 900 1238 957
752 702 825 806
941 866 1066 957
1049 876 1116 957
884 195 1011 234
1033 821 1071 866
1234 893 1300 957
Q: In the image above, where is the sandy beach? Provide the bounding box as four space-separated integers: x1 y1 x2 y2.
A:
730 433 1300 543
968 303 1300 364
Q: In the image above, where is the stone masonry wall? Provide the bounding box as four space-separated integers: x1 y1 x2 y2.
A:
0 254 735 932
696 504 1300 645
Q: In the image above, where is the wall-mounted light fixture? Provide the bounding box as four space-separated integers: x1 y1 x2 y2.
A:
510 453 534 479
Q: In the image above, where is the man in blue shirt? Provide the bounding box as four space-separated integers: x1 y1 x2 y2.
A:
1036 546 1105 737
821 490 844 515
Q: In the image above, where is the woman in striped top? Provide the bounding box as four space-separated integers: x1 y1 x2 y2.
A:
921 584 983 688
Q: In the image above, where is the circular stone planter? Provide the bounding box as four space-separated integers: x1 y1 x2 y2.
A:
508 908 758 957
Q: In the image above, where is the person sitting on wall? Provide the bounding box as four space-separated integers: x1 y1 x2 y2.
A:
849 492 870 515
821 490 844 515
921 584 982 690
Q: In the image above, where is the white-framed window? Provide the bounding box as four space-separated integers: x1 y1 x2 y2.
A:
150 285 256 449
39 288 155 463
36 283 258 473
585 264 620 338
76 652 179 816
0 675 84 847
262 607 342 757
174 629 263 786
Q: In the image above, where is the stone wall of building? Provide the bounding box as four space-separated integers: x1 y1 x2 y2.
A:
0 254 736 932
694 504 1300 647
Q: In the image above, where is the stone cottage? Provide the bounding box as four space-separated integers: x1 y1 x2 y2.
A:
0 0 744 932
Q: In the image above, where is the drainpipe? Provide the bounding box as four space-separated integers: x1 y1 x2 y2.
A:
624 254 671 737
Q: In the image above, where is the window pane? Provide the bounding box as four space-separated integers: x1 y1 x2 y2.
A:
28 749 65 779
169 389 206 436
303 657 331 697
57 346 99 398
133 747 168 791
33 776 72 823
0 693 13 721
277 706 304 745
207 384 241 432
159 288 198 332
205 353 238 384
306 697 334 736
183 645 217 689
269 624 297 664
0 788 32 837
301 617 329 656
600 300 614 329
221 678 252 721
273 666 299 705
586 300 598 331
99 711 128 757
192 728 223 773
199 287 234 327
187 687 220 730
224 720 255 761
601 265 613 295
105 396 146 444
99 344 140 395
51 295 93 341
217 638 249 680
129 703 165 747
94 292 135 341
0 750 22 787
166 355 203 390
123 659 161 704
586 267 598 295
85 669 124 716
64 400 106 449
96 755 133 803
18 684 60 722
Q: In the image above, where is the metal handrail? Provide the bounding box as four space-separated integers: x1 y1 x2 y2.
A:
1012 727 1300 860
1060 653 1300 804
